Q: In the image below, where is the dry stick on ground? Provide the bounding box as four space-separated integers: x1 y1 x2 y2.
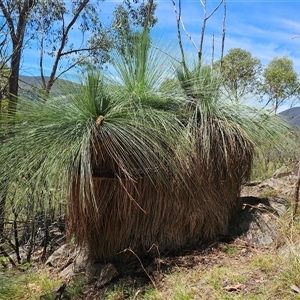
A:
147 244 161 272
119 247 157 288
293 162 300 218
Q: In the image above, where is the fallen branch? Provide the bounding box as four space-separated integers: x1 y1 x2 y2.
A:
119 247 157 288
293 162 300 219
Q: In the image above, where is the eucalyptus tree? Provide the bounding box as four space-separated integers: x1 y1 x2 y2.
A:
262 56 300 113
0 0 158 103
111 0 157 57
31 0 114 96
0 0 105 106
217 48 262 103
0 0 35 114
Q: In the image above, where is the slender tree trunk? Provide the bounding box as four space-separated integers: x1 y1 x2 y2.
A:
198 1 207 62
171 0 188 73
25 218 35 263
220 0 226 70
199 0 223 62
7 46 21 114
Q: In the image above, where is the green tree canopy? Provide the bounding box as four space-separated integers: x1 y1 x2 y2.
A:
262 56 300 113
111 1 157 56
217 48 262 103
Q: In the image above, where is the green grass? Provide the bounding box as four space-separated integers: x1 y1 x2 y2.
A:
222 246 239 256
0 269 61 300
2 236 300 300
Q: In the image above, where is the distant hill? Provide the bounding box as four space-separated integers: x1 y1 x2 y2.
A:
19 75 75 100
279 107 300 128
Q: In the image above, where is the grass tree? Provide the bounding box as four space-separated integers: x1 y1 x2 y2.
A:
173 61 293 239
0 31 293 264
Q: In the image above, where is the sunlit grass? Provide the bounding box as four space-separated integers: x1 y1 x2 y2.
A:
0 270 61 300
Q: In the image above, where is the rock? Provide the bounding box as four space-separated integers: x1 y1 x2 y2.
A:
72 248 89 274
45 244 75 268
260 176 296 191
230 196 289 246
278 241 300 259
95 263 118 288
272 163 299 179
268 197 289 216
51 246 115 285
59 263 74 278
86 262 106 280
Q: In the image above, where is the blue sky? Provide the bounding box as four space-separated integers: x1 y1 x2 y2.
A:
21 0 300 111
154 0 300 69
153 0 300 111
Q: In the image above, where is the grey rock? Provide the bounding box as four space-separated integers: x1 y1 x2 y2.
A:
45 244 75 268
230 197 289 246
96 263 118 288
72 248 89 274
59 263 74 277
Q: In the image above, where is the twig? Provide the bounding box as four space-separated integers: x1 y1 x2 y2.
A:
150 43 181 64
119 247 156 288
133 289 141 300
293 162 300 219
147 244 161 272
180 18 199 52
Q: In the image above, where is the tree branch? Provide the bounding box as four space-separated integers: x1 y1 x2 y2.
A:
206 0 223 21
0 1 16 43
46 0 89 94
171 0 187 71
180 17 199 52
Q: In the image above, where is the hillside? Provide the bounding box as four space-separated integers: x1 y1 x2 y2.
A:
19 75 74 100
279 106 300 128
